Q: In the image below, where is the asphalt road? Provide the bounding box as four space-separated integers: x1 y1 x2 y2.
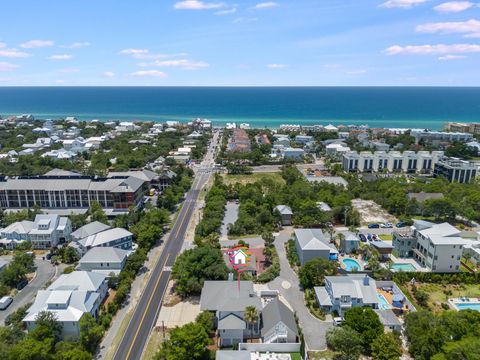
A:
0 256 56 325
112 133 219 360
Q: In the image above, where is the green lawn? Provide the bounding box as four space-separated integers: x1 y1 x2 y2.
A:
222 172 285 185
379 234 393 241
308 350 339 360
406 283 480 312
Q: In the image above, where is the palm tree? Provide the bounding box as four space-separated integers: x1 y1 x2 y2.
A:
244 306 259 342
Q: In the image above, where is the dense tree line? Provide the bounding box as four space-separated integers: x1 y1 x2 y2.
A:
348 175 480 222
227 165 359 236
327 307 401 360
405 310 480 360
0 252 35 295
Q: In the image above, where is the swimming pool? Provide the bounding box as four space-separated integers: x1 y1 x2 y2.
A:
377 293 392 310
342 258 361 271
454 303 480 311
390 263 416 272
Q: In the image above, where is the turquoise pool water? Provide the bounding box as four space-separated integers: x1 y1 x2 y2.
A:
455 303 480 311
391 263 416 272
342 258 361 271
377 294 392 310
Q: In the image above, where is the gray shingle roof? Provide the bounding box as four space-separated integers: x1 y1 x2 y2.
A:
218 314 246 330
261 298 298 337
78 247 129 264
295 229 336 252
325 274 378 305
200 281 261 312
274 205 293 216
71 221 111 240
374 309 402 327
216 351 251 360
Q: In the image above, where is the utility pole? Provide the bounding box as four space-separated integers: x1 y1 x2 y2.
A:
344 206 350 227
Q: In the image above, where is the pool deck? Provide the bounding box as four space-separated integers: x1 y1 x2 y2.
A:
377 288 411 313
339 255 365 271
448 297 480 311
388 255 428 272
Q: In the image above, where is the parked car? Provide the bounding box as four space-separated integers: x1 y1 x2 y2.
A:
367 234 373 241
380 222 393 228
46 253 53 260
333 317 344 326
396 222 407 228
359 234 367 242
368 223 379 229
16 279 28 290
0 296 13 310
371 234 378 241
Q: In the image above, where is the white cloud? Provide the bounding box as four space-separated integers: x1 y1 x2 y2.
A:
385 43 480 55
0 49 31 58
346 69 368 74
434 1 475 13
119 48 149 55
141 59 209 70
416 19 480 38
119 49 181 60
438 54 467 60
252 2 279 9
58 68 80 73
215 7 237 15
174 0 224 10
233 17 258 23
379 0 427 8
104 71 115 77
47 54 73 60
61 42 90 49
0 42 6 49
0 62 18 71
55 79 66 84
131 70 167 77
20 40 54 48
267 63 288 69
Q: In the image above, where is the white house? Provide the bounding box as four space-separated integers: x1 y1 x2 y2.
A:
393 220 466 272
77 247 129 275
200 281 261 347
314 274 378 316
0 220 34 249
71 221 111 242
28 214 72 249
261 297 298 344
23 271 108 339
75 227 133 255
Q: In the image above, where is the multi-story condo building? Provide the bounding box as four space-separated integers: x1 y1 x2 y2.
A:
433 157 478 183
342 150 444 173
411 129 473 145
0 172 145 214
444 122 480 135
393 220 466 272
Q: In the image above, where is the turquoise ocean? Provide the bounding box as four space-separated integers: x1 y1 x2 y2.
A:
0 87 479 129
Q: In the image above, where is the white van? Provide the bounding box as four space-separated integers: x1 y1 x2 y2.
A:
0 296 13 310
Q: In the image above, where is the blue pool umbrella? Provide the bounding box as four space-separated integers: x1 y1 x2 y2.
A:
392 301 404 308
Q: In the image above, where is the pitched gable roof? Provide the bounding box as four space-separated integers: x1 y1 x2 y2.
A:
261 297 298 337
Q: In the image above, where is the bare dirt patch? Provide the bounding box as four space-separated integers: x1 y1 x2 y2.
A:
352 198 398 225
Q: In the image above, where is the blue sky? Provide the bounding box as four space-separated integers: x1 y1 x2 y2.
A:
0 0 480 86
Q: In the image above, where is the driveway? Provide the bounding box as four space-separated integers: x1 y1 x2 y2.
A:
220 202 239 239
0 255 56 325
267 229 332 351
220 236 265 249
